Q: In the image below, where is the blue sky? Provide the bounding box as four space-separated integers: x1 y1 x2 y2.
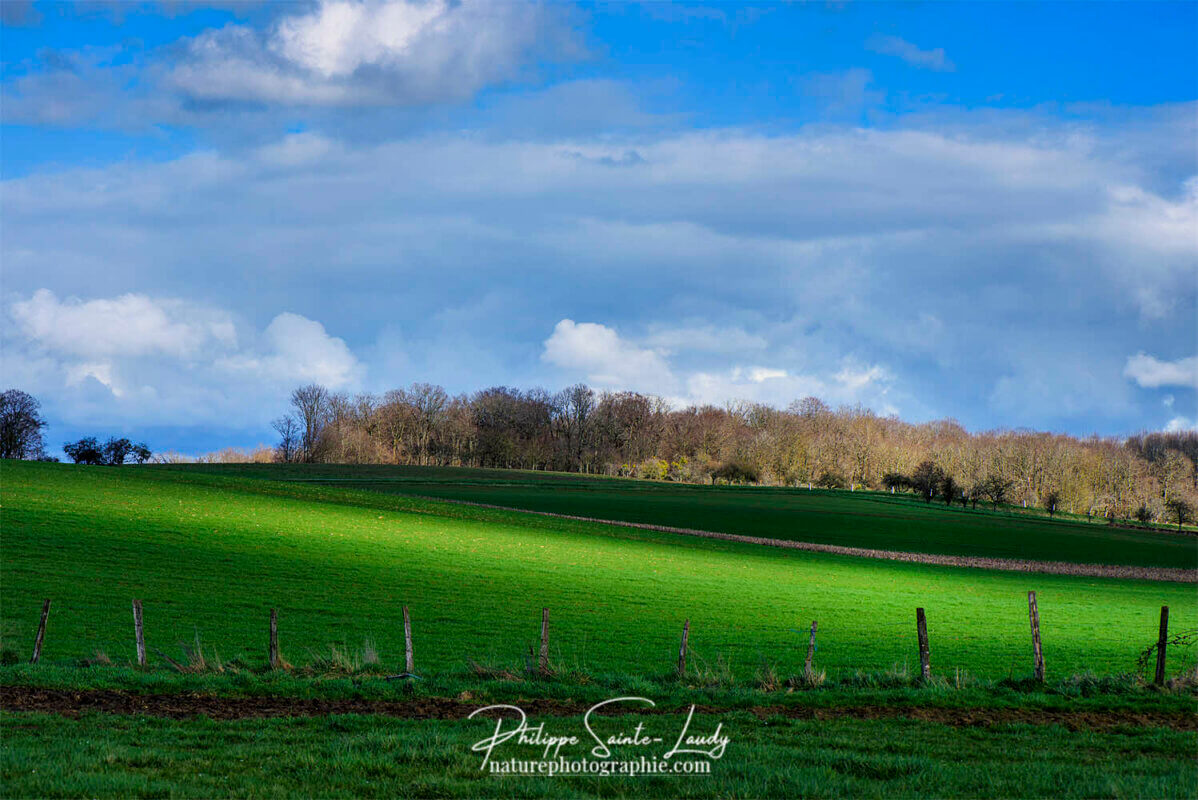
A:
2 0 1195 455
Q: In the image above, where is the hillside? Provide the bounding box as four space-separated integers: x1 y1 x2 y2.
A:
2 461 1192 679
169 463 1197 570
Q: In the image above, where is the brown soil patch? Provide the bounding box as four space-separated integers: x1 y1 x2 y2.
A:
3 686 1194 731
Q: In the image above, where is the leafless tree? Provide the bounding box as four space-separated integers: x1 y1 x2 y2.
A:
265 381 1192 526
0 389 47 460
272 415 300 462
290 384 330 463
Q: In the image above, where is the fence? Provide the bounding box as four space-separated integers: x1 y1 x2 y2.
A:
18 593 1194 687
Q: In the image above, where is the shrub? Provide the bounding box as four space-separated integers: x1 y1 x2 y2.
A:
63 436 152 465
712 461 760 484
817 470 845 489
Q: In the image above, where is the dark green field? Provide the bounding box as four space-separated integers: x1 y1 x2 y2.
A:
171 463 1197 569
2 460 1195 798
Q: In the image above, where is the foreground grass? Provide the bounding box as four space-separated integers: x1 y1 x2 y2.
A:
3 710 1194 799
3 461 1194 680
172 463 1198 569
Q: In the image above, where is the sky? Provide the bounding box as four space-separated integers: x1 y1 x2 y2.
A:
1 0 1196 456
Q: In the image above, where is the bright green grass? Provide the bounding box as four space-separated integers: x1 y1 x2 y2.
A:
3 711 1194 799
2 461 1195 680
169 463 1198 569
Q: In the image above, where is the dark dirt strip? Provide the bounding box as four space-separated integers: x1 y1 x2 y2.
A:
412 496 1198 583
3 687 1195 730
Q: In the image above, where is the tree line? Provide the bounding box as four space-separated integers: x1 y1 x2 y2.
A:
1 389 152 466
3 383 1191 528
271 382 1198 528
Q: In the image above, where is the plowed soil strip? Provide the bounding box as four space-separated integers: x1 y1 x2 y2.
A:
3 687 1194 730
411 496 1197 583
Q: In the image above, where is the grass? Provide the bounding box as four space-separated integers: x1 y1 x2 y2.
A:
3 710 1194 798
168 463 1198 569
4 663 1197 714
3 460 1196 799
2 460 1195 680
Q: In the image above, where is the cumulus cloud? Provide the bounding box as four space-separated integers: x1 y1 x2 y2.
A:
542 320 674 392
218 312 361 388
11 289 236 359
3 106 1195 434
867 35 954 71
168 0 579 108
1124 353 1198 390
684 361 894 411
5 290 363 429
542 319 895 411
1165 415 1198 432
1 0 582 127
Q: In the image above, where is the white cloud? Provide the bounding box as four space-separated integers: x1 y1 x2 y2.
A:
65 362 120 396
867 35 954 71
168 0 578 108
11 289 236 359
542 319 894 411
834 363 887 393
541 319 674 392
1124 353 1198 390
3 107 1195 434
1165 415 1198 432
218 312 361 388
685 360 893 410
745 367 787 383
5 291 363 429
272 0 448 78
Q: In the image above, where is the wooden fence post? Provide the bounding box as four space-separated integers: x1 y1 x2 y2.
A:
677 619 690 678
1028 591 1044 682
30 599 51 664
538 607 550 675
132 599 146 667
1155 605 1169 686
804 620 818 677
269 608 279 669
403 605 414 674
915 607 930 680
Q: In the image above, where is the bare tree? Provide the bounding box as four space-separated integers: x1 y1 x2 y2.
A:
262 380 1188 527
410 383 449 465
290 384 330 462
558 383 595 471
0 389 47 460
1152 449 1191 504
272 415 300 463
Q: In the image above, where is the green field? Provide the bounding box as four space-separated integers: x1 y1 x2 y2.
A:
3 710 1194 799
170 463 1198 570
3 460 1197 798
2 461 1194 678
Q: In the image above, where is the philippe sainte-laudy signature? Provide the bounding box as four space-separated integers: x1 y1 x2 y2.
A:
467 697 730 769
